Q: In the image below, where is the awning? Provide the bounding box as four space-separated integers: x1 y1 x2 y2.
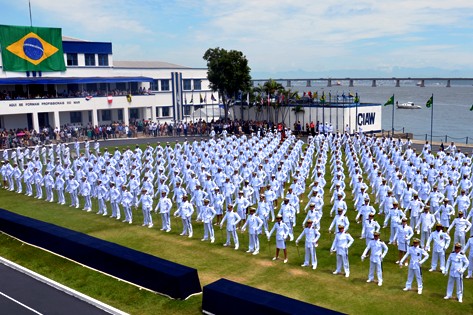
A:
0 76 154 85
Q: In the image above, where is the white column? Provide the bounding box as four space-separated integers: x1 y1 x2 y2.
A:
123 107 129 125
32 112 39 132
53 111 60 129
92 109 98 127
151 106 156 122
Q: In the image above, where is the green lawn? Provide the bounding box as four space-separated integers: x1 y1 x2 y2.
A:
0 143 470 314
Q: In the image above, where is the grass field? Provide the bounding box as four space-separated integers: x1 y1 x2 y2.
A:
0 142 471 314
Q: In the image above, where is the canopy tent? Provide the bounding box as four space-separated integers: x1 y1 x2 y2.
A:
190 105 232 122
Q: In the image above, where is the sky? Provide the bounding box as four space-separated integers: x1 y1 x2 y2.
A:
2 0 473 78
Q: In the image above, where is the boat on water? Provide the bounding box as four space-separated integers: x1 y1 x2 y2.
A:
396 101 421 109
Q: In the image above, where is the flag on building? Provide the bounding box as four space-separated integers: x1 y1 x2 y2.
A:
85 95 93 101
204 93 207 103
384 94 394 106
189 94 194 104
211 94 217 102
354 93 360 104
426 95 433 108
199 93 204 103
0 25 66 72
469 104 473 111
320 92 326 104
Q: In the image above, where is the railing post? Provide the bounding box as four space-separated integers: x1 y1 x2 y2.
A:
425 134 427 141
445 135 447 143
467 137 469 144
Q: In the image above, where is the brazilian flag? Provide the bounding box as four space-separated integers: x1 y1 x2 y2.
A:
0 25 66 72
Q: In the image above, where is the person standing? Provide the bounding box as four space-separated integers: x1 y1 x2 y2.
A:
330 225 354 277
295 219 321 269
447 211 472 249
109 182 121 220
136 188 153 228
361 231 388 286
241 207 263 255
393 217 414 265
268 214 290 263
80 176 92 212
174 195 194 237
120 185 134 224
199 198 216 243
416 205 436 248
443 243 469 303
220 205 241 250
426 223 451 273
54 172 65 205
43 170 54 203
155 191 172 232
400 238 429 295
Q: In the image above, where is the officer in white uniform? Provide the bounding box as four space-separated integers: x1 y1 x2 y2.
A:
241 207 263 255
362 231 388 286
426 223 451 272
268 214 290 263
400 238 429 295
330 225 354 277
296 219 320 269
443 243 469 303
155 191 172 232
220 205 241 250
199 198 216 243
447 211 472 249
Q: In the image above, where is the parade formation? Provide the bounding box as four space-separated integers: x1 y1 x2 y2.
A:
1 130 472 303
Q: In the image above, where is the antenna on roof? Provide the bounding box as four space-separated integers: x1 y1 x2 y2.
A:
29 0 33 26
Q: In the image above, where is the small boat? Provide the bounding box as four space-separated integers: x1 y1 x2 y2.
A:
396 101 421 109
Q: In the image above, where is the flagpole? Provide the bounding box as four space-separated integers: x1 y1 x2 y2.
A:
430 93 434 143
391 94 395 136
29 0 33 26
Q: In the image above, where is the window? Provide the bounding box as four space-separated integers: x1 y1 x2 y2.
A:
67 53 78 66
70 112 82 124
183 79 192 91
117 109 123 121
129 108 139 119
193 79 202 90
183 105 191 116
162 107 170 117
98 54 109 66
161 79 170 91
155 107 160 118
101 110 111 121
85 54 96 66
150 80 158 90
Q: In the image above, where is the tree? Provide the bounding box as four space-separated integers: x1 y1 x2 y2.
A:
203 47 252 122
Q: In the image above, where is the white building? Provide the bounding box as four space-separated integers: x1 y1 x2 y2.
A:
0 35 218 131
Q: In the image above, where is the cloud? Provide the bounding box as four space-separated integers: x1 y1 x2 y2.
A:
6 0 473 75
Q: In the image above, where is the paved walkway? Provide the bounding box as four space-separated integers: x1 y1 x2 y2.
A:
0 258 127 315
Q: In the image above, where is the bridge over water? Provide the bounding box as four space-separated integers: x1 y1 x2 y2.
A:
252 78 473 88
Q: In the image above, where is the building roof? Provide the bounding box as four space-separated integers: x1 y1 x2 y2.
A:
113 60 189 69
62 36 89 42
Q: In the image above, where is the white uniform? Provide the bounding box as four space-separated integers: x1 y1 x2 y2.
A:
220 211 241 249
296 227 321 269
242 213 263 253
444 250 469 302
426 229 451 272
330 230 354 277
400 245 429 293
362 238 388 285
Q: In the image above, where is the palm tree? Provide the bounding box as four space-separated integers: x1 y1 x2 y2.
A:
261 79 284 123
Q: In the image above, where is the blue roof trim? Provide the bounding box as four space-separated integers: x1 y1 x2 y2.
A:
63 41 112 54
0 77 154 85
